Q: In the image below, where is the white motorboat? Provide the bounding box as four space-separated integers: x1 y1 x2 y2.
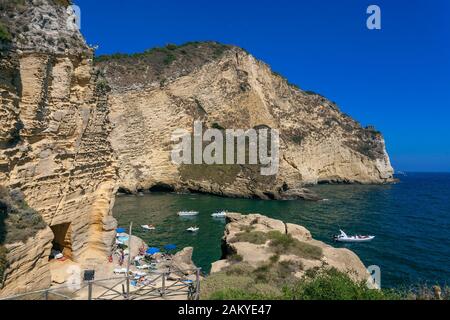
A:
186 227 199 232
141 224 156 231
177 211 199 217
211 211 227 218
334 230 375 243
113 268 128 274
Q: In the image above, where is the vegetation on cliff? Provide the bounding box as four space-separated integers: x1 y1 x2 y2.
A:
230 229 323 260
0 185 47 282
94 41 232 90
203 265 450 300
0 185 47 244
0 22 11 42
202 265 399 300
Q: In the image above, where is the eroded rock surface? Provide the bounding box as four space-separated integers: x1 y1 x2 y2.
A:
98 43 394 200
0 0 117 296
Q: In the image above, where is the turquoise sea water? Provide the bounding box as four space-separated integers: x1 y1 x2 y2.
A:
113 172 450 288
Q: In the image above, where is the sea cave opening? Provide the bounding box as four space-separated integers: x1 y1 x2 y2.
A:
49 222 72 260
149 183 175 193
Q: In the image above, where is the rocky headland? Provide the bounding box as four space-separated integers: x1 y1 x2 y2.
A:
1 0 392 297
211 213 369 281
203 213 374 299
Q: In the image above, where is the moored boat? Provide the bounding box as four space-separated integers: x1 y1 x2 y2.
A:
211 211 227 218
177 211 199 216
334 230 375 243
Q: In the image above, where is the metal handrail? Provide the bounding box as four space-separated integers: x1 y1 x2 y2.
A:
0 268 201 301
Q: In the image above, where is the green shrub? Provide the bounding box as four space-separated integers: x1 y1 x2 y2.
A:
165 43 178 51
239 225 255 233
0 23 11 42
292 135 303 144
200 273 255 300
284 268 400 300
230 231 268 245
277 260 303 277
267 231 323 260
207 288 279 300
223 263 254 276
203 266 401 300
163 52 176 65
227 253 243 263
269 254 280 263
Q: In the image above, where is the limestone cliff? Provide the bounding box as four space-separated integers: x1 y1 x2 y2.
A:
0 0 117 296
97 43 394 200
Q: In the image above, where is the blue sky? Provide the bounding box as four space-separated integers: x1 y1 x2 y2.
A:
75 0 450 172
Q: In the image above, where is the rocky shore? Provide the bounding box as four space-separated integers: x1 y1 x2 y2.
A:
202 213 372 298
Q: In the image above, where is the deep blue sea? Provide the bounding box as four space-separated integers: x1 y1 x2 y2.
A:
113 172 450 289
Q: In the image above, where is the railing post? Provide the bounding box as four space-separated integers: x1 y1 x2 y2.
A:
195 268 201 300
44 290 49 301
87 281 93 300
126 222 133 300
126 275 130 300
161 272 166 297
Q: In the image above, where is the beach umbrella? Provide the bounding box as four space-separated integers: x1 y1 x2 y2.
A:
116 228 126 233
146 247 160 255
164 244 177 251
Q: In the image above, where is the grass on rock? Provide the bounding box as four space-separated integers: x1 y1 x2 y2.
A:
230 229 323 260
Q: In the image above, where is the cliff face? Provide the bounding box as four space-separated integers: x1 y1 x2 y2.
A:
0 0 117 296
98 43 394 200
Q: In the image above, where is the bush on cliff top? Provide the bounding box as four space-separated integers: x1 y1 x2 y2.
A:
230 230 323 260
202 266 401 300
284 268 399 300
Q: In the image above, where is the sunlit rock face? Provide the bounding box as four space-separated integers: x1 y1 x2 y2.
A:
98 43 394 199
0 0 117 296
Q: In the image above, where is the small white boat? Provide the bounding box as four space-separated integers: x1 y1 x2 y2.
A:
141 224 156 231
178 211 199 217
113 268 128 274
186 227 199 232
211 211 227 218
334 230 375 243
136 263 157 270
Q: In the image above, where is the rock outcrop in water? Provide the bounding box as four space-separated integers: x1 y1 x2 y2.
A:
210 213 370 282
97 42 394 200
0 0 117 296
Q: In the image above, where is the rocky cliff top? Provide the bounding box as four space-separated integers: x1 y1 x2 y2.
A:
95 42 233 91
0 0 88 55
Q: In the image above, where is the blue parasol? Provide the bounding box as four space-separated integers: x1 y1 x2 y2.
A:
116 228 126 233
146 247 160 255
164 244 177 251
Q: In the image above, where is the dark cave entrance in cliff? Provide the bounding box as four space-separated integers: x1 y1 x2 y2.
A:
50 223 73 260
